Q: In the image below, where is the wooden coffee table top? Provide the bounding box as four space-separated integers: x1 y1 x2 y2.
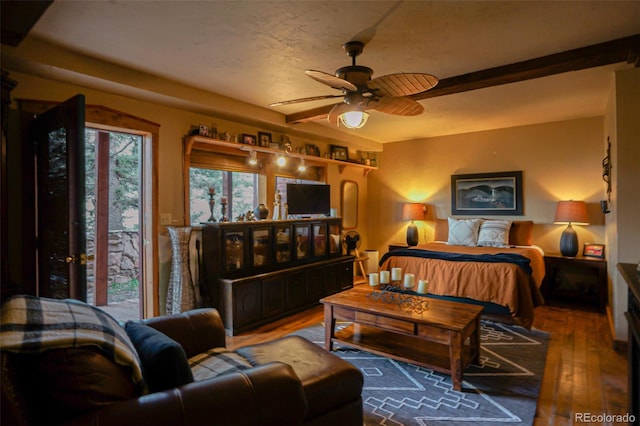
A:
321 286 483 331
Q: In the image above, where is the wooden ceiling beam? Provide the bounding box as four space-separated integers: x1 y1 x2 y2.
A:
285 103 339 124
1 1 53 47
412 34 640 100
285 34 640 124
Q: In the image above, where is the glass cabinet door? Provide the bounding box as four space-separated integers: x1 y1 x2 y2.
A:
295 224 310 260
275 226 292 263
224 230 245 272
313 223 327 257
328 223 341 254
252 227 272 267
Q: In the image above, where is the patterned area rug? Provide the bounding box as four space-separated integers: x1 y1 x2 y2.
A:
292 321 549 426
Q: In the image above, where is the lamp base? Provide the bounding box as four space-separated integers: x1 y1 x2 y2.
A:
406 222 419 247
559 224 579 257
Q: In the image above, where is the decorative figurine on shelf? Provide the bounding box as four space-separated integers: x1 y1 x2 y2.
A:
283 202 289 219
272 190 282 220
220 196 229 222
246 210 256 221
237 213 245 222
207 187 216 222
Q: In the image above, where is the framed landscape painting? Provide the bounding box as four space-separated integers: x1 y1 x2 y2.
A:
451 170 523 215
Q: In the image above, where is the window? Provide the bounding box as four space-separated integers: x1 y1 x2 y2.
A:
190 167 259 223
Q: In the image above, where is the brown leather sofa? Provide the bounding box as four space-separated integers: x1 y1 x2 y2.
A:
1 306 363 426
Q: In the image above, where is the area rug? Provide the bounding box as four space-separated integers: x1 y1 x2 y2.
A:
291 321 549 426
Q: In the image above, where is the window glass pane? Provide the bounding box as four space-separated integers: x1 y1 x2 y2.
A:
190 168 224 224
190 168 258 223
231 172 258 220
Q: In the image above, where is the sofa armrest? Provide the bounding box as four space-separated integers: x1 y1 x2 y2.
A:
142 308 227 357
63 362 308 426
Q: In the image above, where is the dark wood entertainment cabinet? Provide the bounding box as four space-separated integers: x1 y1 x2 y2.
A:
201 218 354 335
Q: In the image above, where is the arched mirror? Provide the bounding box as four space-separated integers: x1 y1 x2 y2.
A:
341 180 358 229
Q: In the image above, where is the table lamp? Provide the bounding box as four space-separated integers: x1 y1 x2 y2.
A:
554 200 589 257
402 203 426 246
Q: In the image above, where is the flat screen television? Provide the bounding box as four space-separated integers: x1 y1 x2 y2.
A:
286 184 330 216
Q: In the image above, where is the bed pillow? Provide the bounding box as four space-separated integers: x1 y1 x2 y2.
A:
477 220 512 247
433 218 449 242
447 218 481 246
509 220 534 246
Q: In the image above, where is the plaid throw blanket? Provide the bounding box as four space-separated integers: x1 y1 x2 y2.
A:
0 295 144 390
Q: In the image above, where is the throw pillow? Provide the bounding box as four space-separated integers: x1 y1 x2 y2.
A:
509 220 534 246
447 218 481 246
477 220 513 247
433 218 449 242
125 322 194 393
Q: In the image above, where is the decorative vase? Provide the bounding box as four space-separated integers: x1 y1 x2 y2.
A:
255 203 269 220
166 226 196 314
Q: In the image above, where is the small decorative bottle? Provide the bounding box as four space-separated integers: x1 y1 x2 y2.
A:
255 203 269 220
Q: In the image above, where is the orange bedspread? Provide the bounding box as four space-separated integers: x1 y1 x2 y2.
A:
379 243 545 328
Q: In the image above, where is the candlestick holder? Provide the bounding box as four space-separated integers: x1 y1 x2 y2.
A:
207 191 216 222
220 200 229 222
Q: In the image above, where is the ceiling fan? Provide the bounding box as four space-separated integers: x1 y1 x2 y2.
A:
270 41 439 128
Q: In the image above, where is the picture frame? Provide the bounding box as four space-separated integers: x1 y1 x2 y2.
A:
305 143 320 157
583 243 605 259
258 132 272 148
330 144 348 161
241 134 257 145
451 170 523 215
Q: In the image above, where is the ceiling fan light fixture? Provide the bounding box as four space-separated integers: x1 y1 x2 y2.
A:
340 110 369 129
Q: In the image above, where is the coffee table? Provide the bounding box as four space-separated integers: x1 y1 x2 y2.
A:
320 286 483 391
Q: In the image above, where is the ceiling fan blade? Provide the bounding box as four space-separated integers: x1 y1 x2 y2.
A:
368 96 424 116
368 73 438 97
306 70 358 92
269 94 343 107
327 102 351 126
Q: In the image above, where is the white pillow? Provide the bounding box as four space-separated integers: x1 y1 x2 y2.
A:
447 218 481 246
477 220 513 247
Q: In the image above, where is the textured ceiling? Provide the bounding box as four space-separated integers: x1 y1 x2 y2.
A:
6 1 640 144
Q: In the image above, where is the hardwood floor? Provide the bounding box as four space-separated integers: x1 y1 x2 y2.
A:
226 295 629 425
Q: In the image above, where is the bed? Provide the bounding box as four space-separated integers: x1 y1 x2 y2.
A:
378 218 545 328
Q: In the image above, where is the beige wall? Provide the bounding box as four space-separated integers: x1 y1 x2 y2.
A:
367 117 606 255
607 67 640 341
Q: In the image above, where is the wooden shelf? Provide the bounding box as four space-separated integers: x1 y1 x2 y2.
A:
184 135 377 176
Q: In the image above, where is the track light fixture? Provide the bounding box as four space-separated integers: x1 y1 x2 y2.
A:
248 150 258 166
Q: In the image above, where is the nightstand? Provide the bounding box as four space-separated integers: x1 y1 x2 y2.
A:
542 253 607 309
388 243 409 252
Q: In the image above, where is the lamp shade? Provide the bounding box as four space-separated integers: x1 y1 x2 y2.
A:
554 200 589 225
554 200 589 257
402 203 426 221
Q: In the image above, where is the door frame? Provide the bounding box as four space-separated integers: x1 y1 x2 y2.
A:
86 112 159 319
18 100 160 317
